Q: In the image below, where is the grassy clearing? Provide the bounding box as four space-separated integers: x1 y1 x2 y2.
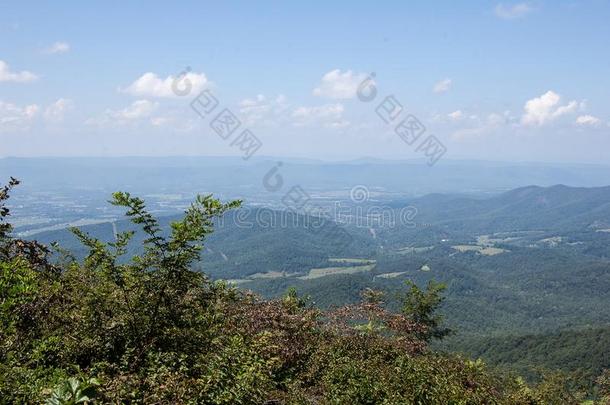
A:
476 234 520 246
248 271 298 279
375 271 408 279
538 236 563 247
223 271 299 284
224 279 252 285
299 264 376 280
396 246 434 254
479 247 508 256
452 245 483 253
328 258 376 264
452 245 508 256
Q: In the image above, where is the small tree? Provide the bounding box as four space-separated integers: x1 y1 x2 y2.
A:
68 191 242 369
0 177 19 242
401 280 452 342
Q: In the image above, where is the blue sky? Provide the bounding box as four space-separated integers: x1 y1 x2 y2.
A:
1 1 609 163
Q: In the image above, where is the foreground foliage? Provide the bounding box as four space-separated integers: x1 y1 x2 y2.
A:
0 179 607 404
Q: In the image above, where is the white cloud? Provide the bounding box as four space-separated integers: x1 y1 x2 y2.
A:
494 3 533 19
313 69 368 99
122 71 208 98
150 117 170 127
118 100 157 119
43 41 70 54
89 99 202 131
521 90 579 126
238 94 289 126
239 94 272 116
0 100 39 132
575 115 601 126
433 78 452 94
87 100 158 127
451 111 515 140
448 110 463 120
292 103 348 128
0 60 38 83
44 98 74 122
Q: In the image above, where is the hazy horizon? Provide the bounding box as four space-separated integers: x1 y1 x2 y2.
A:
3 154 610 168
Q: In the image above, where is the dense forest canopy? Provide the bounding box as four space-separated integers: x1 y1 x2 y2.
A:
26 182 610 392
1 178 609 404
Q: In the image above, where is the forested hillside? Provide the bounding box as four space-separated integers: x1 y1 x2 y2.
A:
453 326 610 389
27 184 610 396
2 178 609 403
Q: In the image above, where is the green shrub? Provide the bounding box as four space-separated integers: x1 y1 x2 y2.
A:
0 178 591 404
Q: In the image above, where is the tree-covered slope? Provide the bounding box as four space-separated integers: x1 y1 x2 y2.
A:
5 179 607 403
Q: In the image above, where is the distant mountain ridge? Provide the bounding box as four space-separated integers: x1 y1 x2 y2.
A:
399 184 610 233
28 183 610 275
4 157 610 197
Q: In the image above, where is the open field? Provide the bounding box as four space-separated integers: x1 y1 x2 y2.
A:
328 258 376 265
224 279 252 285
375 271 408 279
248 271 298 279
396 246 434 254
298 264 376 280
452 245 509 256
